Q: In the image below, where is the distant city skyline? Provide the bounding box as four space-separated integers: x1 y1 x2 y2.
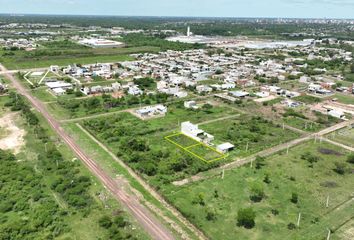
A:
0 0 353 19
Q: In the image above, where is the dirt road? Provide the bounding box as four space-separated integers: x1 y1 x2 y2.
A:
0 64 176 240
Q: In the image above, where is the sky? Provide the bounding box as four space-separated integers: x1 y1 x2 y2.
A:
0 0 353 19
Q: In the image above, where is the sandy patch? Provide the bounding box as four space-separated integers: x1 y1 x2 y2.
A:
0 112 26 154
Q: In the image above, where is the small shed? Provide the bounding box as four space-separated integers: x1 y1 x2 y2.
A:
217 142 235 153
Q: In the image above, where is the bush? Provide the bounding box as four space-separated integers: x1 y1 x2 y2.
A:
98 216 113 229
237 208 256 229
290 193 298 204
250 184 265 202
333 162 347 175
347 154 354 164
287 222 297 230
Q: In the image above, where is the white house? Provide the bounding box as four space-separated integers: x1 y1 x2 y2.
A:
184 101 198 109
181 121 214 144
136 105 167 118
128 85 143 95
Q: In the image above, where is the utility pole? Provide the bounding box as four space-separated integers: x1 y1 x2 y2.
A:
246 141 249 152
297 212 301 227
286 145 290 155
326 228 331 240
221 169 225 179
326 195 330 208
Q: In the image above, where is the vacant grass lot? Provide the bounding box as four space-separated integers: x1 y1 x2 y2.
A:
332 93 354 105
201 116 300 158
284 116 324 132
327 126 354 148
162 142 354 240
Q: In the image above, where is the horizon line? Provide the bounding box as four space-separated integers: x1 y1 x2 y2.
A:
0 13 353 21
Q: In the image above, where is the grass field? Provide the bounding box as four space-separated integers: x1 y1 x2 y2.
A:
200 116 300 158
30 88 57 102
327 126 354 148
0 45 161 70
162 141 354 240
2 54 135 70
332 93 354 105
284 116 324 132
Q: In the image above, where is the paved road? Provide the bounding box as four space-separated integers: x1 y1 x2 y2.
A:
0 64 176 240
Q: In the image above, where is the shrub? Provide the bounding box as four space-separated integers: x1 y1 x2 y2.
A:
347 154 354 164
98 216 112 229
291 193 298 204
288 222 297 230
333 162 346 175
250 184 265 202
237 208 256 229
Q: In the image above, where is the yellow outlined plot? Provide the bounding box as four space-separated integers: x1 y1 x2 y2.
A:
165 132 228 163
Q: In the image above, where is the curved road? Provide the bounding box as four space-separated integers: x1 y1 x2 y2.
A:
0 64 176 240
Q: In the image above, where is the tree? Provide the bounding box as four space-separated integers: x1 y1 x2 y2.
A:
347 154 354 164
290 193 298 204
351 63 354 74
237 208 256 229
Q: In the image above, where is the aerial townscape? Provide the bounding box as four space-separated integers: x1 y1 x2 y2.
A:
0 1 353 240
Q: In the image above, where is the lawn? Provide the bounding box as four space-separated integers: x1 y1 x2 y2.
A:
162 141 354 240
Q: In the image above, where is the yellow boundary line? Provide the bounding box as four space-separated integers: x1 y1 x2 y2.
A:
165 132 227 163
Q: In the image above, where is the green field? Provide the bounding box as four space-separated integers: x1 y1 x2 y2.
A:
332 94 354 105
284 116 324 132
162 142 354 240
327 126 354 148
0 46 161 70
200 116 301 158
